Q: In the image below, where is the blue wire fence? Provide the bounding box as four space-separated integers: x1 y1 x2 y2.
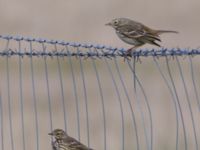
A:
0 35 200 150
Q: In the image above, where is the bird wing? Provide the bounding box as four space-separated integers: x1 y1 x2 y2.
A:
66 137 91 150
120 23 161 42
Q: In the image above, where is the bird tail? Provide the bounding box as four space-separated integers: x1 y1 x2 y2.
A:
155 30 178 35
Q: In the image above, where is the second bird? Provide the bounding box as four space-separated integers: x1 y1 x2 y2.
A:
106 18 178 54
49 129 94 150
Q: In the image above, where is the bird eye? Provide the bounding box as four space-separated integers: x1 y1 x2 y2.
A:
56 133 61 136
114 20 118 25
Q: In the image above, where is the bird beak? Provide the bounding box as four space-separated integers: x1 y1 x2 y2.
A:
48 132 53 136
105 22 111 26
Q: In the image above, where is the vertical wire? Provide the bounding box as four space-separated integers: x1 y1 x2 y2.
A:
66 47 80 140
165 56 188 150
104 58 125 150
41 43 53 135
90 49 107 150
153 57 179 150
54 44 67 132
18 41 26 150
0 90 4 150
5 40 15 150
130 59 150 150
127 60 153 150
134 80 149 150
77 48 90 147
29 42 39 150
189 56 200 111
133 57 136 90
175 56 198 150
114 58 140 150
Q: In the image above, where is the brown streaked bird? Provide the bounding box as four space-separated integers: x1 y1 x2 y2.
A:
106 18 178 54
49 129 94 150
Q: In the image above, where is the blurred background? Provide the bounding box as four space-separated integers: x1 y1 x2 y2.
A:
0 0 200 47
0 0 200 150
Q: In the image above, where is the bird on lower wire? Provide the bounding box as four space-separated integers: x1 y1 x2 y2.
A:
49 129 94 150
106 18 178 55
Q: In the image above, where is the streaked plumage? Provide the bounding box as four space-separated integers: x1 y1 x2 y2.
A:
106 18 178 54
49 129 94 150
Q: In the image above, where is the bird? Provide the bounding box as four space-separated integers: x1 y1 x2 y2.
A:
48 129 94 150
106 18 178 55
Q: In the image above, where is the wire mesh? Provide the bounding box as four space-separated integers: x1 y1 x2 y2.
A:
0 35 200 150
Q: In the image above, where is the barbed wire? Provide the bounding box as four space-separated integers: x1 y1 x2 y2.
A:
1 34 200 150
0 35 199 58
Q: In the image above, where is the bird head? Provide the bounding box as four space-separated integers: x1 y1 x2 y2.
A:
48 129 67 140
105 18 131 29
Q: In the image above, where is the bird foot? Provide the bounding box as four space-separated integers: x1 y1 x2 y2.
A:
123 48 134 62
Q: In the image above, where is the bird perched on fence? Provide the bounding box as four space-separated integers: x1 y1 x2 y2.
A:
106 18 178 55
49 129 94 150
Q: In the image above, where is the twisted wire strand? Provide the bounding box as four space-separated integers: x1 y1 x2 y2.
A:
0 35 199 58
0 35 200 150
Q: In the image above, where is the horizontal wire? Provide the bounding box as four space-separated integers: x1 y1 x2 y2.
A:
0 35 199 58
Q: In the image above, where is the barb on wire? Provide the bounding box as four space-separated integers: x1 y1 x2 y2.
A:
0 35 200 59
0 34 200 150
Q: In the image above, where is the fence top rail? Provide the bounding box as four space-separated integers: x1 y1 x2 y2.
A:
0 35 199 58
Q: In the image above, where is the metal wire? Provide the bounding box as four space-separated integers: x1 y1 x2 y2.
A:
0 35 200 58
126 61 153 150
165 56 188 150
153 57 179 150
41 43 53 138
0 35 200 150
90 48 107 150
189 56 200 111
66 47 81 140
5 40 15 150
77 48 90 147
18 41 26 150
175 56 198 150
0 91 4 150
104 58 125 150
54 44 68 132
29 42 40 150
114 58 140 150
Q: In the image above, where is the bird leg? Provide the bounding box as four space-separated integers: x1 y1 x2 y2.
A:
126 45 141 55
123 46 140 62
